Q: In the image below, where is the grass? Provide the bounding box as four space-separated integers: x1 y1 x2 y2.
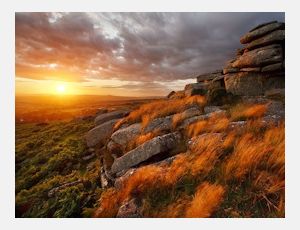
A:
229 103 268 121
15 119 103 217
94 99 284 218
114 96 206 130
185 182 225 217
16 95 284 218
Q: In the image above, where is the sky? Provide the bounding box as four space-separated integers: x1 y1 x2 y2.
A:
15 12 284 97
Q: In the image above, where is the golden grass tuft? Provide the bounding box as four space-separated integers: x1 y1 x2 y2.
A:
150 195 191 218
114 96 206 130
93 188 120 217
186 113 229 137
185 182 225 217
230 103 267 121
95 99 284 218
164 153 189 185
126 131 161 151
224 122 285 181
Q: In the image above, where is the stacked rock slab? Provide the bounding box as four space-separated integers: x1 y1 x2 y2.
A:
177 21 285 99
223 21 285 96
182 70 226 98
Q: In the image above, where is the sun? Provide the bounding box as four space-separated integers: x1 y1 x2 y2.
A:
56 84 66 94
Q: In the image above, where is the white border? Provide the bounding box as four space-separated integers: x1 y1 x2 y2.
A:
1 0 300 229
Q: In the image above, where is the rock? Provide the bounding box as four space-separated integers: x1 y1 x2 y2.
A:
228 121 247 130
144 116 173 133
265 88 285 100
110 123 142 147
106 140 123 156
207 88 228 105
196 70 223 83
86 119 120 148
179 110 226 129
261 62 283 72
116 198 141 218
245 29 285 50
236 48 245 56
224 72 264 96
184 88 207 97
177 107 203 119
110 132 182 174
240 21 284 44
184 82 212 96
264 74 285 91
95 110 129 126
232 44 283 68
204 106 222 114
114 168 136 189
167 91 176 98
223 67 240 74
265 100 285 118
184 82 209 91
240 67 261 72
262 115 284 124
169 90 185 99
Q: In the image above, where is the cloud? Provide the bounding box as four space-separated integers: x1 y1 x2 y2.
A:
16 12 285 84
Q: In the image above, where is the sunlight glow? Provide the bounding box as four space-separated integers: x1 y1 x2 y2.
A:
56 84 66 94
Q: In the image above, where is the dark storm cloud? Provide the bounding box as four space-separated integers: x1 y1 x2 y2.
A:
15 12 284 82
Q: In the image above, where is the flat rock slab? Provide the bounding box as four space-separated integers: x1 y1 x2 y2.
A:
265 88 285 99
184 82 210 91
110 123 142 147
110 132 182 174
245 29 284 51
224 72 264 96
86 119 120 148
95 110 130 126
232 44 283 68
261 62 284 72
196 70 223 82
240 21 284 44
144 116 172 133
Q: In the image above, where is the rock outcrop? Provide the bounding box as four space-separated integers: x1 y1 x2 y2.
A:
84 21 285 207
86 119 120 148
223 21 285 96
110 132 182 174
95 110 130 126
172 21 285 99
110 123 142 147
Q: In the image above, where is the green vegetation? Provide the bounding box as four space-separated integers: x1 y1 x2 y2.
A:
15 119 102 217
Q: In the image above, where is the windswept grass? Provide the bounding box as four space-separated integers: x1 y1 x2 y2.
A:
185 182 225 217
224 122 284 181
126 130 162 152
230 103 268 121
95 97 284 218
114 96 206 130
186 112 229 137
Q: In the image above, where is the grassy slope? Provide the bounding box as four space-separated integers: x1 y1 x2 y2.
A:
15 96 285 218
15 119 102 217
94 98 285 218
